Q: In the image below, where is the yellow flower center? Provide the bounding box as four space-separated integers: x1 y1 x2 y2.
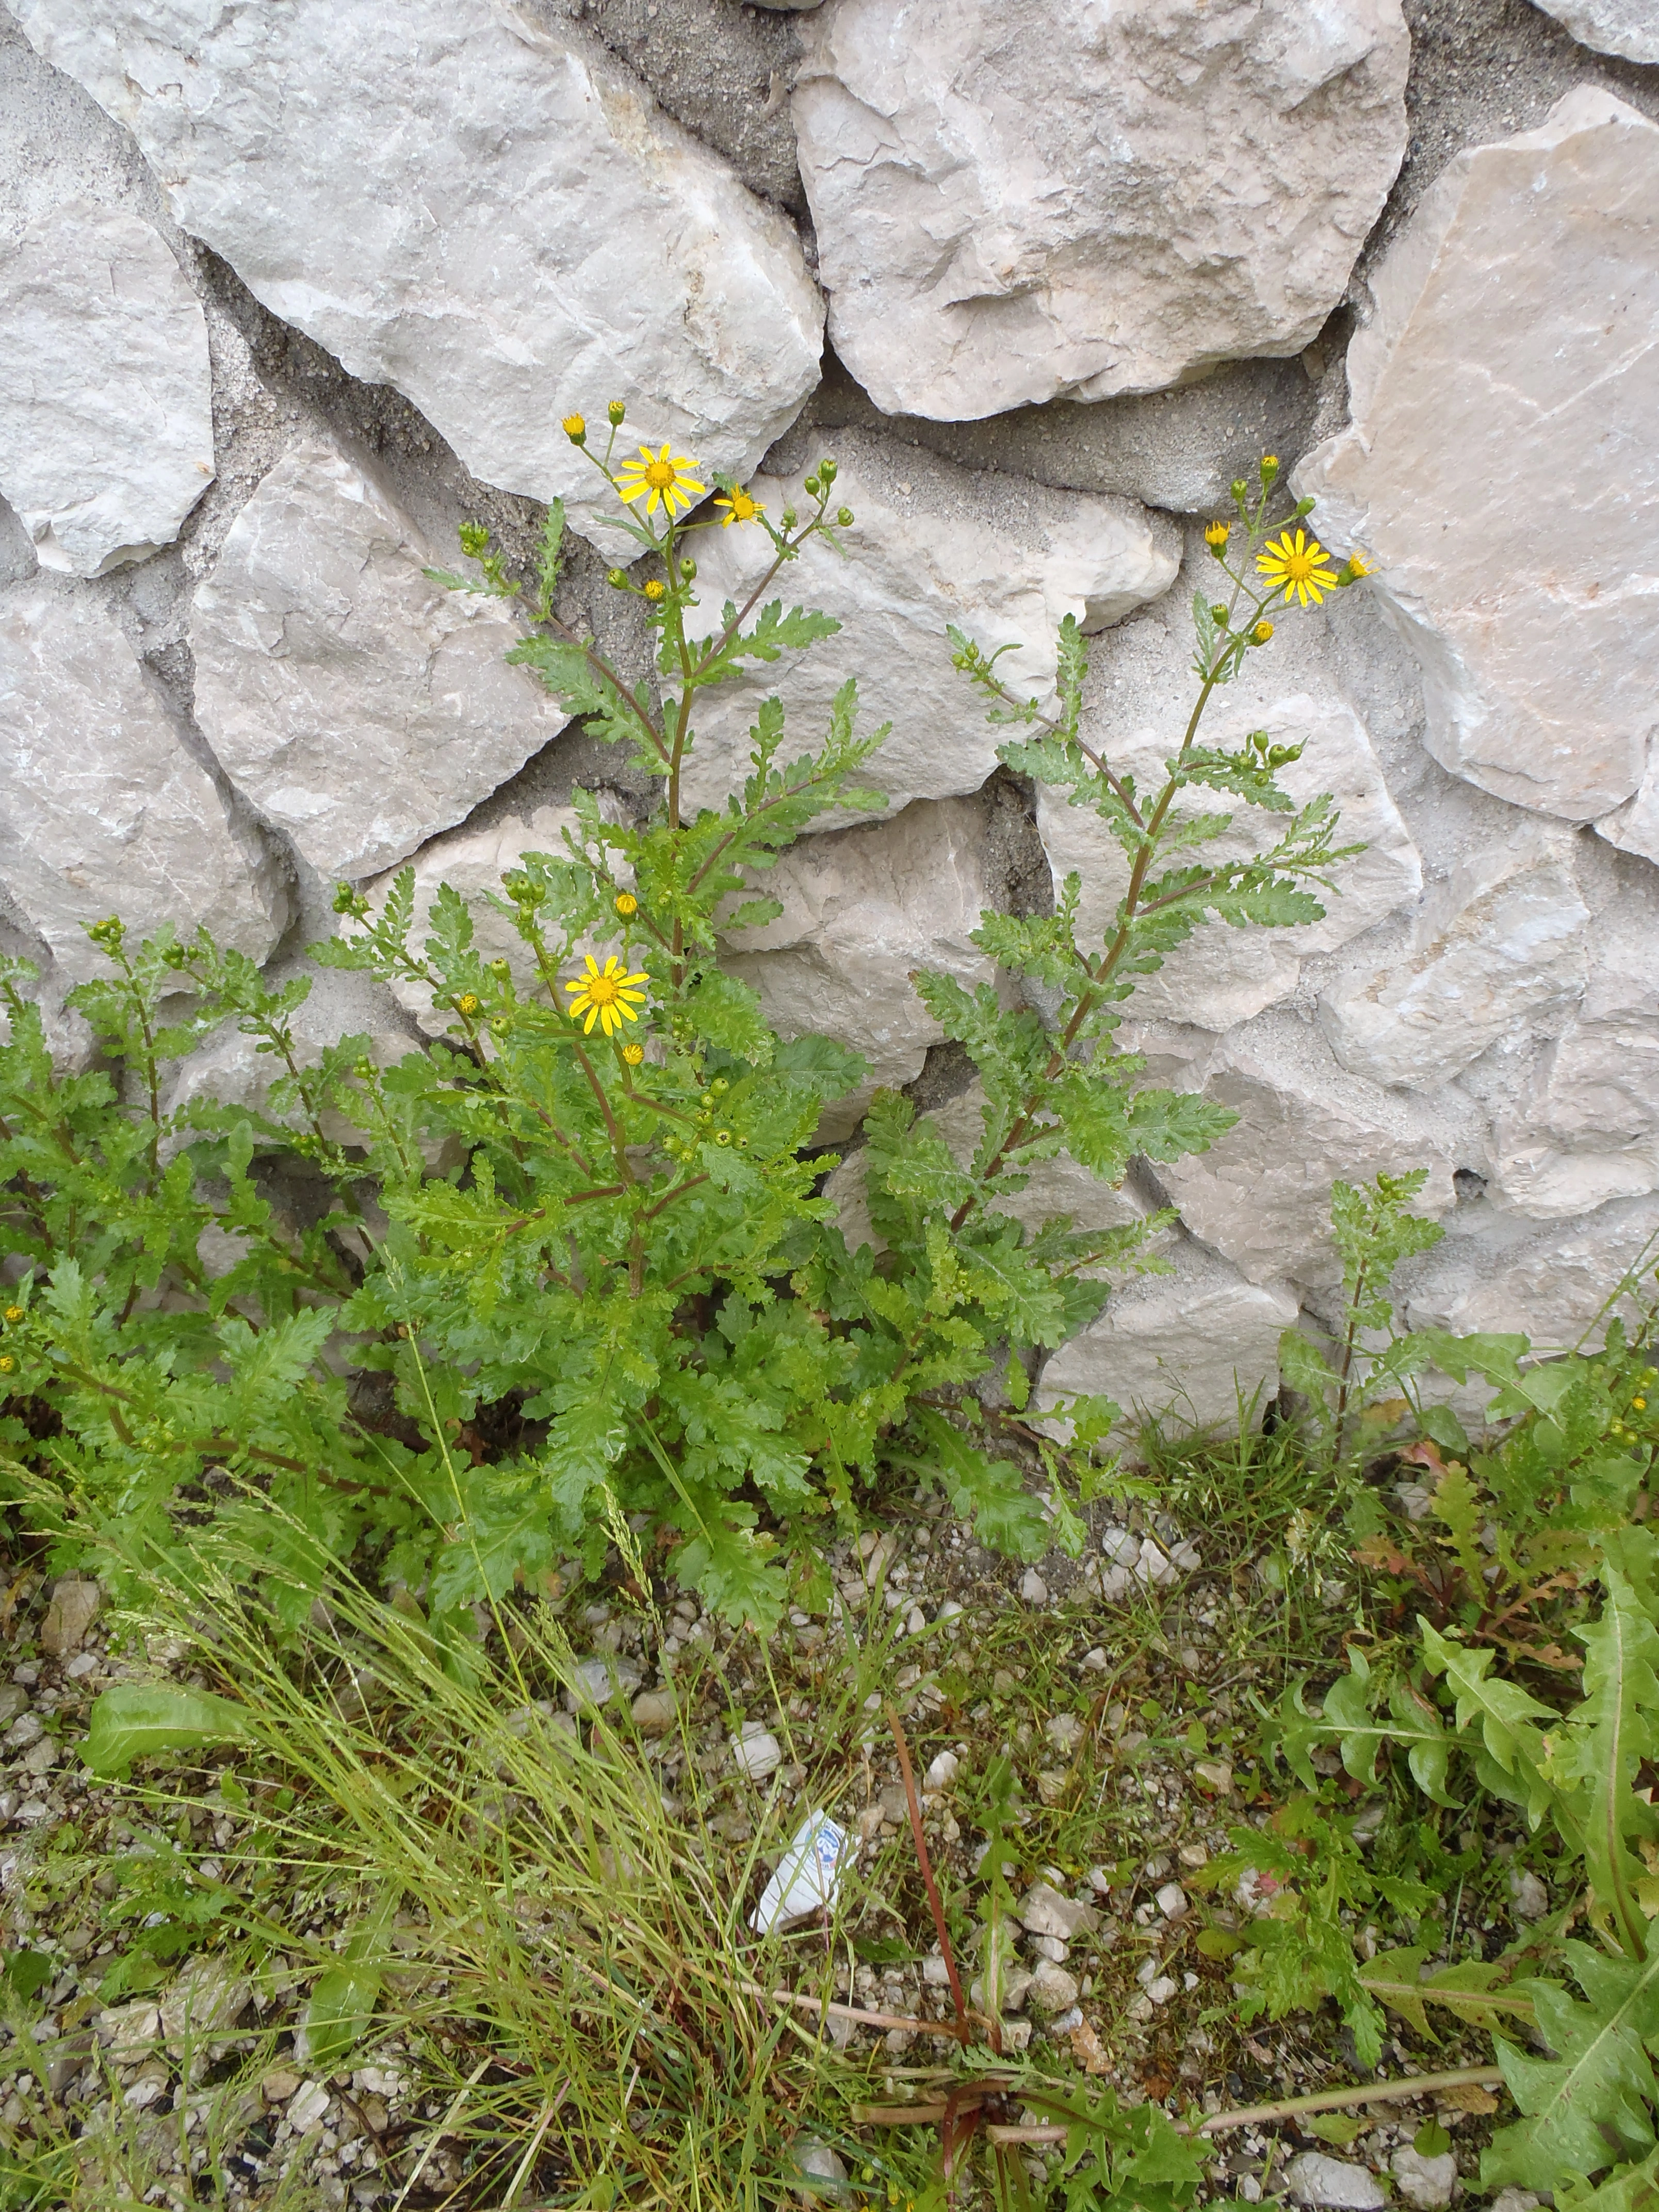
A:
584 972 622 1009
1280 546 1319 584
644 458 677 491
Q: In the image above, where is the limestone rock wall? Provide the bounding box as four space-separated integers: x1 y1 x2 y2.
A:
2 0 1656 1432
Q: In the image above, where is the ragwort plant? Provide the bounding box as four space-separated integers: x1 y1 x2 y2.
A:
0 432 1366 1644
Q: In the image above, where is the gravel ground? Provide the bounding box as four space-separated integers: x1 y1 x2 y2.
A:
0 1482 1517 2209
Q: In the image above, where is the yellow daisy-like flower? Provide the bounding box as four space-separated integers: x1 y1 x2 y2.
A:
615 442 705 519
1256 528 1340 609
564 954 648 1038
643 579 666 601
562 413 586 444
715 487 764 528
1251 620 1274 644
0 1357 13 1374
1203 519 1230 550
456 993 480 1016
3 1307 22 1324
622 1043 644 1066
615 892 638 916
1343 549 1372 580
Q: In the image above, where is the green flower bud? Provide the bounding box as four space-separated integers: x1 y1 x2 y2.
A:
680 557 697 580
608 399 626 426
803 475 821 498
818 457 838 483
780 508 798 530
1230 478 1250 505
459 521 490 557
606 567 628 590
837 506 854 527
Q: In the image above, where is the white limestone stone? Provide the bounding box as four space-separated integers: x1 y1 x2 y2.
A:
680 432 1177 825
1596 746 1659 868
1035 1238 1298 1439
1527 0 1659 63
792 0 1408 420
191 438 568 883
1156 1018 1461 1289
720 795 997 1136
1491 900 1659 1219
1039 623 1420 1029
1296 91 1659 825
0 582 281 985
0 199 213 577
362 804 633 1036
11 0 823 543
1404 1192 1659 1353
1318 835 1590 1091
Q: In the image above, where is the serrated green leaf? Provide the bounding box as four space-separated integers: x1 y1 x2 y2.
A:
1484 1946 1659 2193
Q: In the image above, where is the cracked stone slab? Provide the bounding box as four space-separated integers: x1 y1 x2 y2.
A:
679 429 1177 825
191 437 570 883
1035 1236 1298 1440
1526 0 1659 62
0 198 214 577
1318 833 1590 1091
1156 1016 1463 1290
0 582 282 985
1404 1190 1659 1353
12 0 824 543
1490 898 1659 1219
792 0 1407 419
720 794 999 1137
1296 90 1659 827
1596 743 1659 868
